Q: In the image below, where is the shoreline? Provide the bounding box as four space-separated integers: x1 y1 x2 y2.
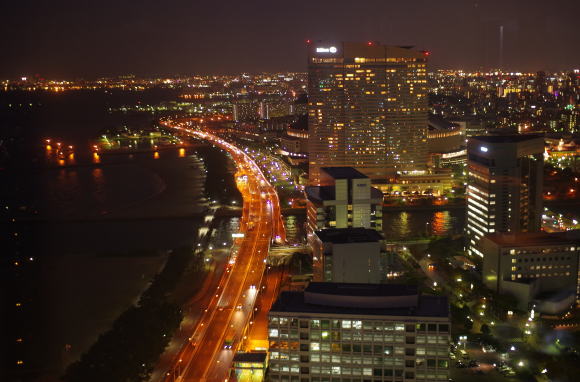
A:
27 151 210 378
383 202 466 212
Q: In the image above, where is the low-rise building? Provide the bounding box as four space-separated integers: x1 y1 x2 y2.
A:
280 135 308 159
481 231 580 313
450 118 488 138
431 148 466 169
268 282 451 382
232 352 268 381
427 116 464 154
374 170 454 197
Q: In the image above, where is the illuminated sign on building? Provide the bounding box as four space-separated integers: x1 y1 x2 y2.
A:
316 46 337 53
441 149 467 159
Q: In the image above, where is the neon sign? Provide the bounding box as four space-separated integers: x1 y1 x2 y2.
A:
316 46 337 53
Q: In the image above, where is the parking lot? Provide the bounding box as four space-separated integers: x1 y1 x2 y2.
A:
449 343 520 382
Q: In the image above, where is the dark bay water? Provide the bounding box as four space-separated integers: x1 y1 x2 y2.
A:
1 89 240 378
382 208 465 240
0 89 229 252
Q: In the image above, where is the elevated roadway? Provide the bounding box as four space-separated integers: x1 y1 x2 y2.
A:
160 121 285 382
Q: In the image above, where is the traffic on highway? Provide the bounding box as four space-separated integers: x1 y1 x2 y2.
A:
159 119 285 382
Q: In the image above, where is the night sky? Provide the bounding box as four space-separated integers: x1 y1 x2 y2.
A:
1 0 579 78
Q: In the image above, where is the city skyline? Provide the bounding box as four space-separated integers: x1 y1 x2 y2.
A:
1 0 580 78
3 3 580 380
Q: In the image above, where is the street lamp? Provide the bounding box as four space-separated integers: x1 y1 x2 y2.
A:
459 335 467 349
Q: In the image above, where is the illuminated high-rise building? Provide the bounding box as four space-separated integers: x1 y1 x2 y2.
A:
259 101 270 120
232 99 259 122
308 41 429 185
466 134 544 257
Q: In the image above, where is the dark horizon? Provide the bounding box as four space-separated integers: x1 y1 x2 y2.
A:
2 0 579 79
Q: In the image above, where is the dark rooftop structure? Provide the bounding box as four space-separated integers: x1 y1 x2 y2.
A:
307 282 417 297
321 166 367 179
270 282 449 318
485 231 580 246
428 115 459 131
471 134 543 143
315 227 383 244
233 352 268 363
305 185 383 203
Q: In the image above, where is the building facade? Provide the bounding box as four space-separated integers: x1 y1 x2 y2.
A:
306 167 383 236
465 134 544 257
233 100 260 122
426 116 464 155
312 228 384 284
308 42 429 184
373 170 454 197
481 232 580 313
268 283 451 382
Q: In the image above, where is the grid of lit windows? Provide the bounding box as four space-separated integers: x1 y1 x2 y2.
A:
308 43 429 184
506 246 577 280
268 316 450 382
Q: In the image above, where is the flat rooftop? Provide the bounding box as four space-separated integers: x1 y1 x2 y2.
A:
270 282 449 318
428 115 458 131
471 134 543 143
307 282 416 297
315 227 384 244
305 185 336 202
484 231 579 247
321 167 368 179
233 352 267 363
305 185 383 203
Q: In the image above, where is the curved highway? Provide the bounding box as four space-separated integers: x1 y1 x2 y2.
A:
160 120 285 382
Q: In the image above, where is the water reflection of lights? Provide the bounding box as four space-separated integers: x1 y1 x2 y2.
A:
431 211 448 235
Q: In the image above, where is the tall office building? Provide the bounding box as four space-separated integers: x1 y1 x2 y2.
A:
308 41 429 185
259 101 270 120
232 100 259 122
466 134 544 257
